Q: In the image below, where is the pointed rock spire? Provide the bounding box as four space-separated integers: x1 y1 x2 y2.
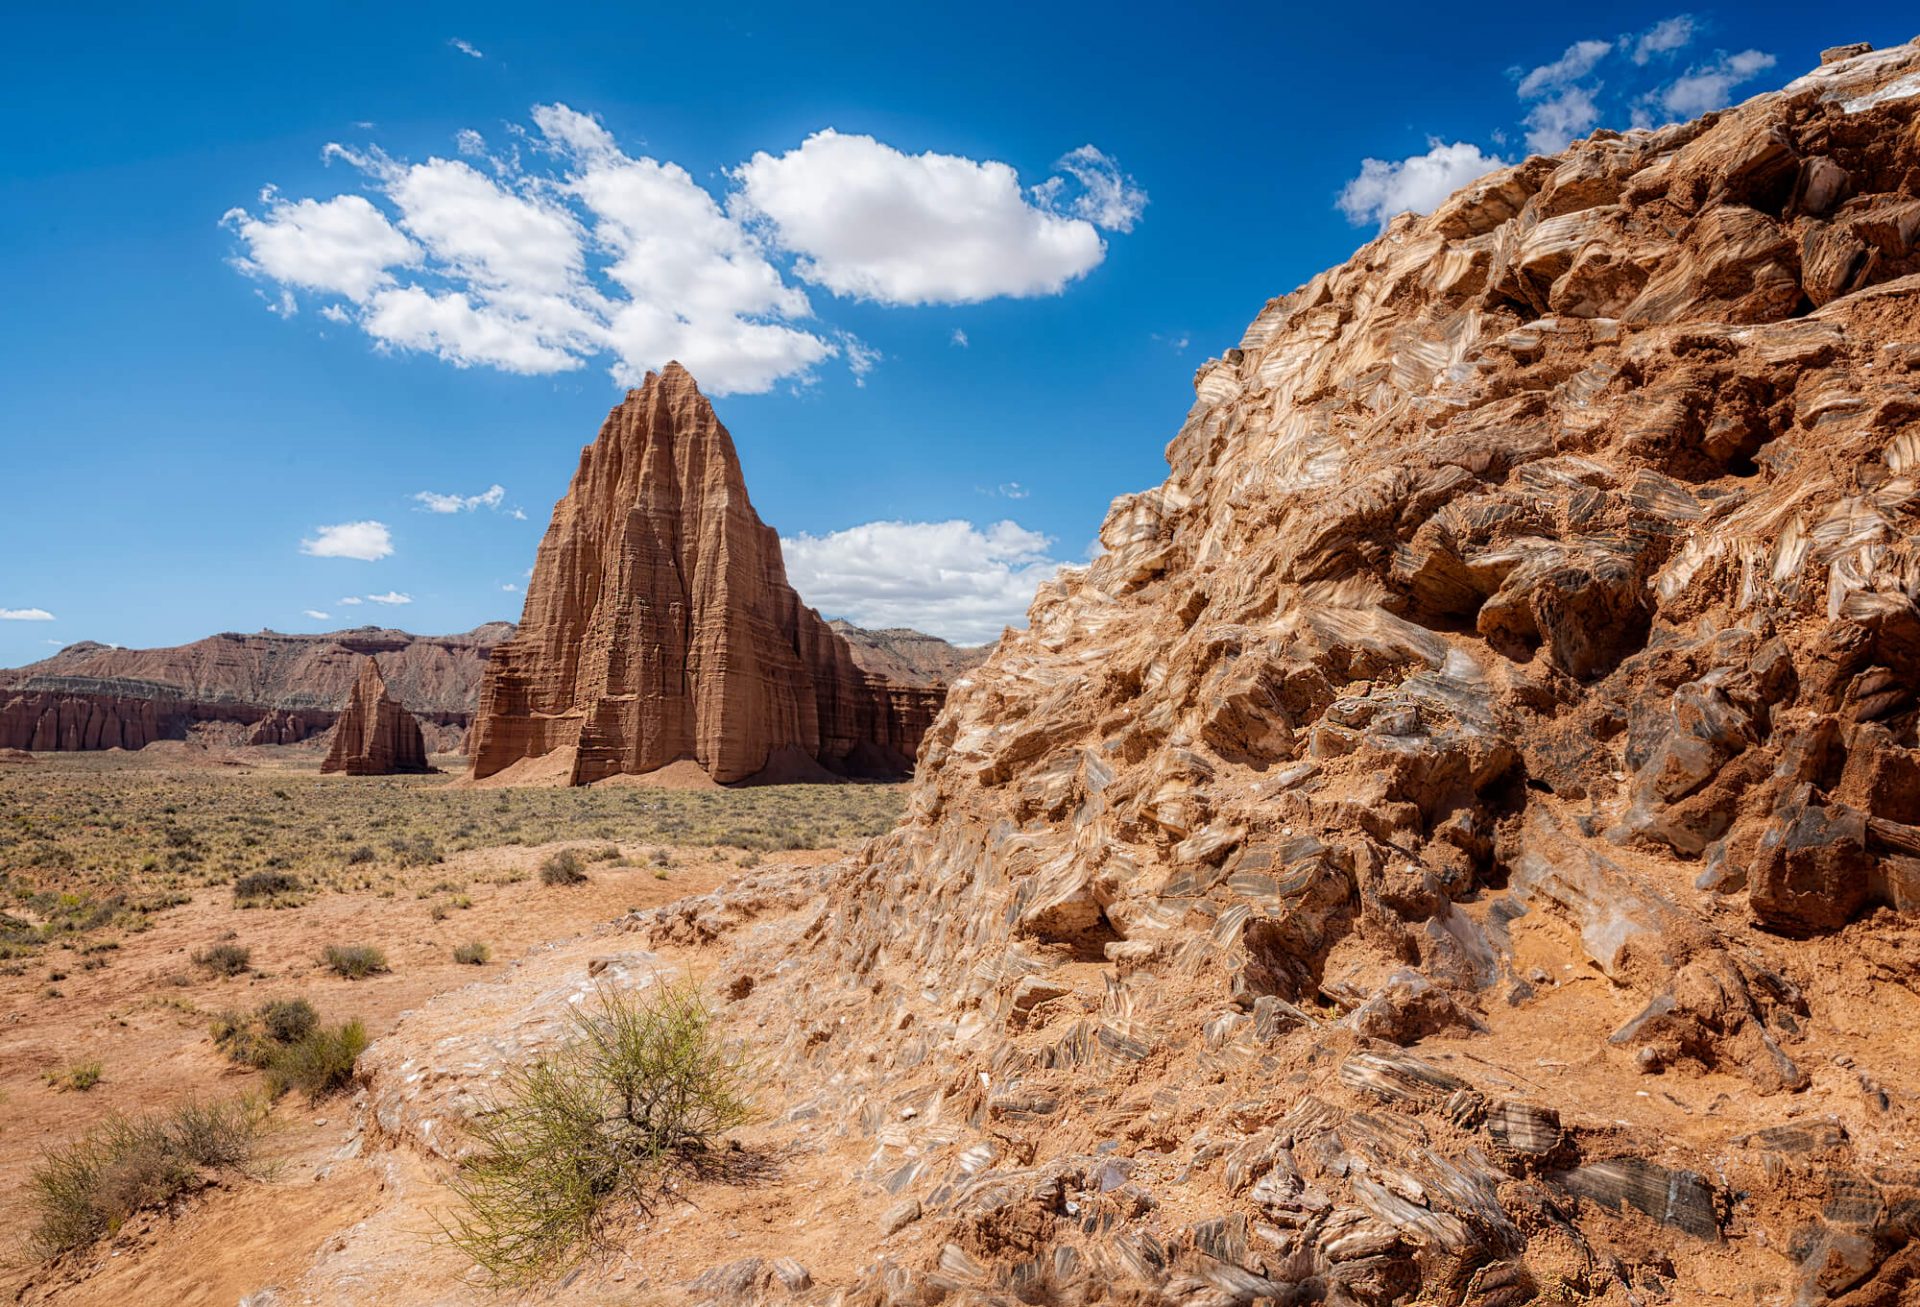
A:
469 365 942 785
322 657 432 775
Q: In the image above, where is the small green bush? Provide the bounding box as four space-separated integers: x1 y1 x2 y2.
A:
210 999 364 1102
265 1019 369 1103
321 944 389 979
191 942 252 977
538 849 587 887
454 941 491 966
26 1097 266 1257
443 980 755 1284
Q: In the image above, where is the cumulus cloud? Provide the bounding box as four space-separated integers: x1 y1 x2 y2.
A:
337 596 363 605
1658 48 1778 117
365 591 412 605
449 37 484 59
302 609 331 620
732 130 1126 305
781 519 1060 645
300 521 393 561
414 484 506 513
1516 39 1614 153
0 607 55 621
228 110 1140 393
1633 15 1696 64
1524 84 1603 153
223 193 419 302
1337 141 1507 227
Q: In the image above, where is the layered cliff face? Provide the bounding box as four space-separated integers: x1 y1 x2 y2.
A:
638 43 1920 1304
828 620 990 686
321 658 431 775
469 364 949 786
0 625 513 753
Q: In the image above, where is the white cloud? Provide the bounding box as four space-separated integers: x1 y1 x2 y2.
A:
950 328 969 348
1659 49 1778 118
223 192 420 302
0 607 55 621
731 130 1114 306
337 596 363 605
978 481 1029 500
1524 84 1603 153
365 591 412 605
781 519 1061 644
1338 140 1507 227
300 521 393 561
1515 39 1614 153
449 37 484 59
1516 39 1613 97
414 484 507 513
1030 145 1148 233
1634 16 1696 64
232 110 1139 394
510 507 527 520
302 609 331 620
501 583 519 592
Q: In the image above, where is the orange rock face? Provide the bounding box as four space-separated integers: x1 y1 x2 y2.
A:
321 658 431 776
469 364 947 786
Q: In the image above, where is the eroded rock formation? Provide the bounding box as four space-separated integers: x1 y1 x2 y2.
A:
469 364 954 786
321 658 430 776
622 42 1920 1303
0 625 512 754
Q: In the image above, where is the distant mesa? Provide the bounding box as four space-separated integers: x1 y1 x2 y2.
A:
469 363 984 787
0 624 514 754
321 657 432 776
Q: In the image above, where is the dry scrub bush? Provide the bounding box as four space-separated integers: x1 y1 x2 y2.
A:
443 980 755 1284
454 941 491 965
27 1097 267 1257
321 943 389 978
191 941 251 976
538 849 588 886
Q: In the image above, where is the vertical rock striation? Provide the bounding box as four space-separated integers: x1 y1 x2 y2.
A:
321 657 431 776
469 363 947 786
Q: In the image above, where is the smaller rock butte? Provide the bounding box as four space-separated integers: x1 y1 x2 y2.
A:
321 657 431 776
469 363 961 786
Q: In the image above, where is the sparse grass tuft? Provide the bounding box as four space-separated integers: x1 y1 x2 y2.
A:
43 1060 103 1092
26 1096 267 1257
442 980 755 1284
321 944 389 979
538 849 588 887
454 941 491 966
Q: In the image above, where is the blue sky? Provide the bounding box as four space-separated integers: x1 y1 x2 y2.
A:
2 2 1912 661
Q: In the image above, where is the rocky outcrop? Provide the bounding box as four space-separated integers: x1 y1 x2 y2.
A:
624 43 1920 1305
0 625 511 754
320 658 430 775
469 364 957 786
